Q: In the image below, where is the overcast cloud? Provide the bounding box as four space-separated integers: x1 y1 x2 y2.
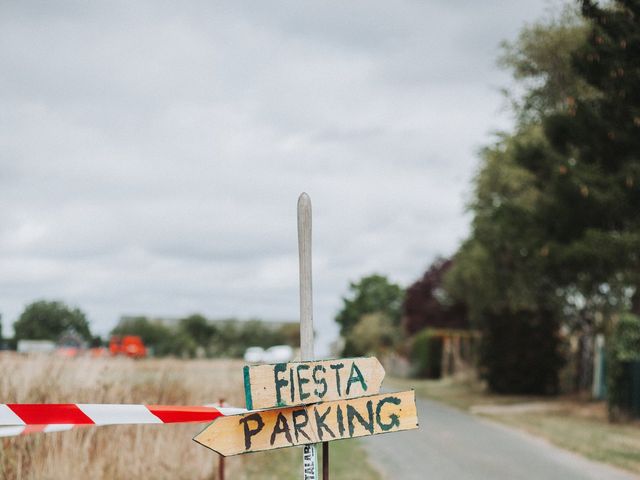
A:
1 0 557 354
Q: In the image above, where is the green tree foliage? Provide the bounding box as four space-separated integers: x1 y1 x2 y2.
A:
446 131 566 394
178 314 216 347
538 0 640 311
335 274 404 335
410 330 443 379
499 6 595 121
446 128 556 320
209 319 299 358
111 315 299 358
448 0 640 395
13 300 92 342
445 8 592 394
335 274 404 356
347 313 399 356
111 316 174 355
481 309 563 394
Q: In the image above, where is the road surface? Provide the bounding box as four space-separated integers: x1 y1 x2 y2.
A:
365 397 639 480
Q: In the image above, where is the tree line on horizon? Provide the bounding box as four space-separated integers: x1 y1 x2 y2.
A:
1 299 299 358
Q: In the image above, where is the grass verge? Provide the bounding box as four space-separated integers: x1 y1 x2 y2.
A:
240 440 381 480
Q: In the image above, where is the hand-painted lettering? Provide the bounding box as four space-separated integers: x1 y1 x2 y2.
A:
239 413 264 450
336 404 345 437
346 363 367 395
274 363 288 406
312 365 328 398
313 405 335 441
270 412 292 446
375 396 401 431
347 400 374 437
194 390 417 456
292 408 311 442
244 357 385 409
289 367 296 403
330 362 345 396
297 364 311 401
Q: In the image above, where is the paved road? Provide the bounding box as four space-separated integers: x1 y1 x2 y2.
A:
364 397 639 480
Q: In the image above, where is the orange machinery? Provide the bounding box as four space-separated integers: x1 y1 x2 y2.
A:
109 335 147 358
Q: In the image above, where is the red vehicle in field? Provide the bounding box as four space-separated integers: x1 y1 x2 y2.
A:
109 335 147 358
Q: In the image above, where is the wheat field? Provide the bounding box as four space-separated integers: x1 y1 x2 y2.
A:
0 354 250 480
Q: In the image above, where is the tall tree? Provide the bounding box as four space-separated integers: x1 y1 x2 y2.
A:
14 300 92 342
446 129 565 394
538 0 640 313
445 9 593 394
178 314 216 347
335 274 404 356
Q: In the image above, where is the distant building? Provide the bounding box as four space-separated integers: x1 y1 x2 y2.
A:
17 340 56 354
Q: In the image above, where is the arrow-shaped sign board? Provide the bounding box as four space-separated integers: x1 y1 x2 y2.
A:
243 357 385 410
194 390 417 457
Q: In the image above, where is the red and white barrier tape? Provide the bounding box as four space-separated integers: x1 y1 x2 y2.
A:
0 403 246 438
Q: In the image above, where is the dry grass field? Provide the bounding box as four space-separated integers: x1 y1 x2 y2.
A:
0 354 380 480
0 354 245 479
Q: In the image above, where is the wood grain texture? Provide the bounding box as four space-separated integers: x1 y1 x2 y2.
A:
298 192 318 478
193 390 418 457
244 357 385 410
298 192 314 361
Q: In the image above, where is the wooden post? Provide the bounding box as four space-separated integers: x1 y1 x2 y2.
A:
218 455 225 480
322 442 329 480
218 398 225 480
297 193 321 480
298 193 313 362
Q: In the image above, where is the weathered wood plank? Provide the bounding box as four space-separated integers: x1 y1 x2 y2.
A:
243 357 385 410
194 390 418 457
297 192 318 479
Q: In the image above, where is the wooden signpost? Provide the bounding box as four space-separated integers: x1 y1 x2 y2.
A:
297 193 319 479
194 194 419 478
194 390 417 456
243 357 386 410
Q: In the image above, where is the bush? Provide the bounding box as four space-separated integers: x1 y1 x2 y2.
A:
481 309 564 395
411 329 443 379
607 313 640 421
344 313 399 356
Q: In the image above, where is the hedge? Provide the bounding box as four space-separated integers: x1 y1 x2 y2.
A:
411 329 443 379
607 313 640 420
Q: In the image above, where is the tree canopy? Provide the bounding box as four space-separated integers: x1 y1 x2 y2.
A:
111 315 299 358
13 300 92 342
335 274 404 356
442 1 640 393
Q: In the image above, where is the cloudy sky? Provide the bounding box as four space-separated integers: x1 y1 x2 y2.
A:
1 0 557 354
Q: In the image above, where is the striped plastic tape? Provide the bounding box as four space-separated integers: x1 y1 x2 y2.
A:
0 403 246 437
